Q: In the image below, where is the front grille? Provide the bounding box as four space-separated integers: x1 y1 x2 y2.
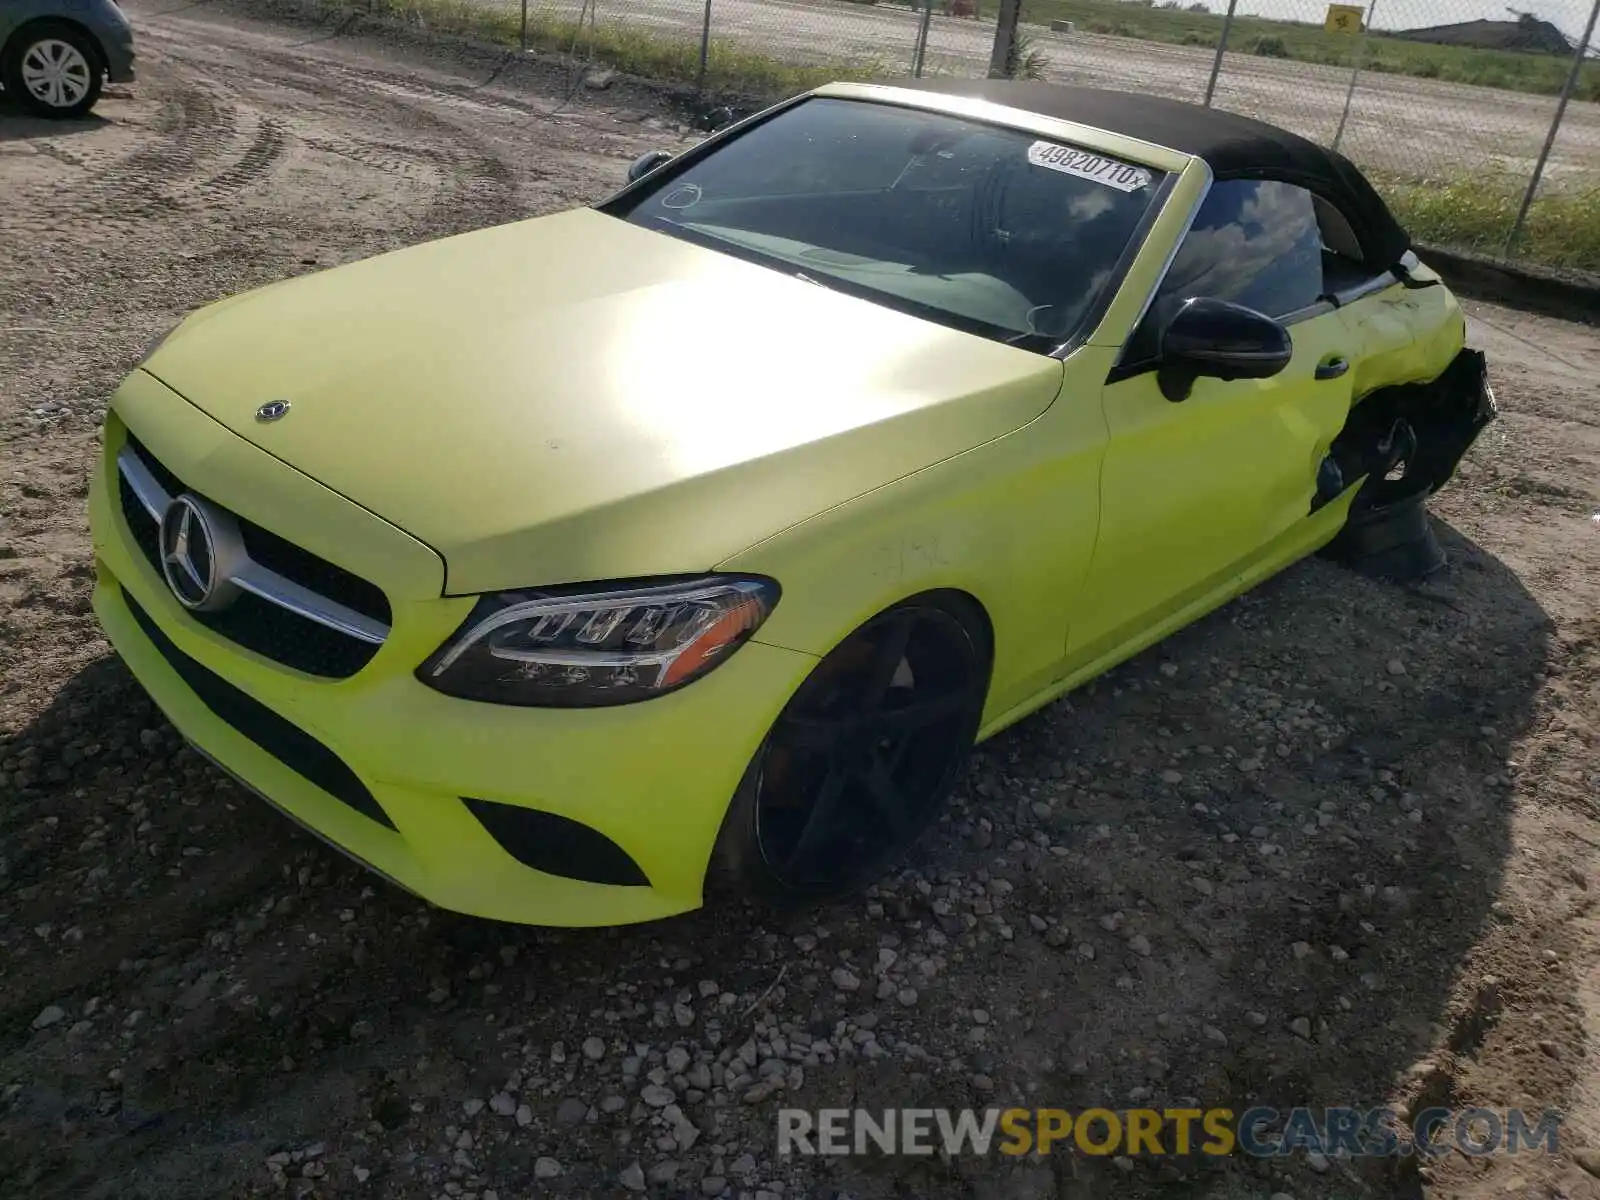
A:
116 433 389 680
123 588 396 830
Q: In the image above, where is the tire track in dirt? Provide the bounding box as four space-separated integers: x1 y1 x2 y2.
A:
247 51 526 232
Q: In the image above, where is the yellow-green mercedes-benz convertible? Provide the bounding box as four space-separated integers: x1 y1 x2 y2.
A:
88 79 1495 926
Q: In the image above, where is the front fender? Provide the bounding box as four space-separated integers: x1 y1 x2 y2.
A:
720 350 1116 727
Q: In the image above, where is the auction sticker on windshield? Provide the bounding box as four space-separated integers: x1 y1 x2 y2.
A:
1026 141 1152 192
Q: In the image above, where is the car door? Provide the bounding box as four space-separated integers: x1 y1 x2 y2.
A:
1067 179 1358 660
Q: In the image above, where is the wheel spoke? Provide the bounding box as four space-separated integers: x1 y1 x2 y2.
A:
780 683 971 750
776 712 852 750
783 767 847 877
860 613 915 712
875 689 972 733
861 757 911 840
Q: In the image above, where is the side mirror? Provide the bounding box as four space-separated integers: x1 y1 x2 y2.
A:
626 150 674 184
1156 296 1293 402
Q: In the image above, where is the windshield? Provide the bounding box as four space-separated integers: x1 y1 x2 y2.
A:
606 97 1168 351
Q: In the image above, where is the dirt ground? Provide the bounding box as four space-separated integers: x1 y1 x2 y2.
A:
1 4 1598 1199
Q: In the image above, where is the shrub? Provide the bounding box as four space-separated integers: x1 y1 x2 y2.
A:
1250 34 1288 57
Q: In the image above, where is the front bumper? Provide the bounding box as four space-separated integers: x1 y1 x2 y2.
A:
89 373 817 926
99 28 136 82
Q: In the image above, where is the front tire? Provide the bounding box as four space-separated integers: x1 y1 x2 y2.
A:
709 595 990 910
3 22 105 119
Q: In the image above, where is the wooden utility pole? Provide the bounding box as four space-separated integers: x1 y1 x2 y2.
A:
988 0 1023 76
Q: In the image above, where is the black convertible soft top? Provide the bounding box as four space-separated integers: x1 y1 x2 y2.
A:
891 79 1410 269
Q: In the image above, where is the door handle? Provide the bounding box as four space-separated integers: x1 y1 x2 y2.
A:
1315 355 1350 381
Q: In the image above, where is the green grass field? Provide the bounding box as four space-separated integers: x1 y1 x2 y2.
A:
1019 0 1600 101
1373 172 1600 272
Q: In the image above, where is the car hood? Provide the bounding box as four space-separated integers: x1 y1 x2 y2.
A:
144 208 1064 594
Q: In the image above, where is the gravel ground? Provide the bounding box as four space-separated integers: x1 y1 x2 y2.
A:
2 5 1599 1199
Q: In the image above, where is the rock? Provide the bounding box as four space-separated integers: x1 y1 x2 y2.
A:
831 967 861 992
489 1091 516 1116
353 1166 370 1182
1573 1150 1600 1180
641 1083 676 1108
463 1098 486 1117
701 1176 728 1196
1385 658 1406 676
665 1104 700 1151
1289 1017 1313 1039
1245 1010 1268 1028
666 1046 691 1074
1202 1024 1227 1046
176 973 217 1010
743 1079 783 1104
583 68 617 89
1160 770 1183 785
1128 934 1152 957
619 1162 646 1192
32 1005 66 1030
1307 1150 1330 1173
582 1036 607 1061
648 1161 682 1185
1291 941 1312 959
516 1104 533 1127
534 1157 562 1179
556 1097 588 1126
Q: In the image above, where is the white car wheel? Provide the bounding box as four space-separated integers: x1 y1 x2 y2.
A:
22 38 93 109
3 22 105 118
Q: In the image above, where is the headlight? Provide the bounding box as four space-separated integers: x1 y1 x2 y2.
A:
417 575 780 707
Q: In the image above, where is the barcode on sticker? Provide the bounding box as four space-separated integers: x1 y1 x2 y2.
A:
1026 142 1151 192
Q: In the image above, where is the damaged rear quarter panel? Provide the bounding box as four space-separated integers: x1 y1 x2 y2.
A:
1338 279 1468 400
1327 278 1496 502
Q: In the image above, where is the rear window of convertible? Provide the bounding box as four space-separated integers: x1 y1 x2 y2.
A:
606 97 1169 352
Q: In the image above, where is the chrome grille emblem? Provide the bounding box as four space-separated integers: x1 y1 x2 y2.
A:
255 399 291 422
159 494 243 612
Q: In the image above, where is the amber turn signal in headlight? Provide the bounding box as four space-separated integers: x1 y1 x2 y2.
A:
417 576 780 707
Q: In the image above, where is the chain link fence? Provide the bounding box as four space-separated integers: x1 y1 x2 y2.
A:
473 0 1596 272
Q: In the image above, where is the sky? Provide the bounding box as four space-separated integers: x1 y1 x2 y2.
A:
1197 0 1598 44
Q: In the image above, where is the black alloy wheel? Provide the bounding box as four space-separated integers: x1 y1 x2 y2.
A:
711 598 989 908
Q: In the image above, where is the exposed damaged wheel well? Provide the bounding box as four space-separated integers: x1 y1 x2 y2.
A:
1313 348 1497 517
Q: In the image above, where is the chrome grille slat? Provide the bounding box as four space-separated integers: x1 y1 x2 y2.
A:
115 442 391 648
119 444 171 519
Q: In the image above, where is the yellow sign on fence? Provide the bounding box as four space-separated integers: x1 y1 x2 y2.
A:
1324 3 1365 32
